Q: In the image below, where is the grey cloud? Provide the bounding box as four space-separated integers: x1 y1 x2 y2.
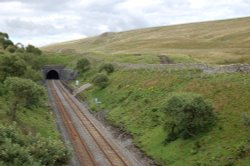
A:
5 19 58 35
0 0 250 46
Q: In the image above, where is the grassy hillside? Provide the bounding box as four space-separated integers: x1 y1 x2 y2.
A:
41 16 250 165
73 65 250 166
37 49 250 165
43 17 250 64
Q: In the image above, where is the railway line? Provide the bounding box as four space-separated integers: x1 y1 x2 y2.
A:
47 80 132 166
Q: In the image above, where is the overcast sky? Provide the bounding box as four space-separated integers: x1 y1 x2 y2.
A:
0 0 250 46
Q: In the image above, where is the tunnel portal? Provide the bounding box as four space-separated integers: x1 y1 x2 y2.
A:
46 70 59 79
42 65 77 81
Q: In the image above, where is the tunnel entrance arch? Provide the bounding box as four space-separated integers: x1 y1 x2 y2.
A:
42 65 77 81
46 70 59 79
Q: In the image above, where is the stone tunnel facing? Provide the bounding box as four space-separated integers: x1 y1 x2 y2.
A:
46 70 59 79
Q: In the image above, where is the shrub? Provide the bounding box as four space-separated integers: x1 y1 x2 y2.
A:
242 113 250 126
0 32 9 40
26 44 42 55
6 45 16 53
15 47 25 53
0 83 4 96
4 77 46 120
92 74 109 89
2 39 13 49
163 93 215 142
0 124 70 165
23 66 42 82
0 55 27 81
76 58 90 73
236 144 250 159
99 63 114 74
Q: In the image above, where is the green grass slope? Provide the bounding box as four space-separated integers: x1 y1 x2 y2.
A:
38 49 250 165
43 17 250 64
78 67 250 166
41 16 250 165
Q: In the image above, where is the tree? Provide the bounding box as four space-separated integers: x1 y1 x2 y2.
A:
0 55 27 81
19 53 44 70
2 39 14 49
0 32 12 49
0 32 9 39
15 42 24 48
26 44 42 55
163 93 215 142
99 63 115 74
76 58 90 72
15 47 25 53
23 66 42 82
92 74 109 89
15 43 25 53
6 45 17 53
4 77 46 120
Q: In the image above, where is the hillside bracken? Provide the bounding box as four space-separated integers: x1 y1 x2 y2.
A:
42 17 250 64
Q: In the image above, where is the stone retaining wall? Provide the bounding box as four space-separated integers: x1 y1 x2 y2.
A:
114 63 250 74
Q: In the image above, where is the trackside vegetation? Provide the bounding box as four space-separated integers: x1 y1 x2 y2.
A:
92 74 109 89
0 32 70 165
80 69 250 166
4 77 46 121
41 35 250 165
99 63 115 74
72 62 250 166
76 57 91 72
163 93 215 143
43 47 250 165
41 33 250 166
3 17 250 166
41 17 250 165
0 124 69 165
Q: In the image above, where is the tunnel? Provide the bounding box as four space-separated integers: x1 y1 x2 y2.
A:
46 70 59 79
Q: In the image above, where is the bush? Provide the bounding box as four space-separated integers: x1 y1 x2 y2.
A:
6 45 16 53
0 32 9 40
26 44 42 55
2 39 13 49
15 47 25 53
163 93 215 142
242 113 250 126
23 66 42 82
4 77 46 120
92 74 109 89
0 124 70 165
0 83 4 96
0 54 27 81
99 63 114 74
19 53 44 70
4 77 45 107
76 58 90 73
236 144 250 159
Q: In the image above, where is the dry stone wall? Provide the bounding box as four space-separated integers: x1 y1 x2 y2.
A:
114 63 250 74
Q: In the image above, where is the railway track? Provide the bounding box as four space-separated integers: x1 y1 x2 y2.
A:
48 80 130 166
48 80 97 166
